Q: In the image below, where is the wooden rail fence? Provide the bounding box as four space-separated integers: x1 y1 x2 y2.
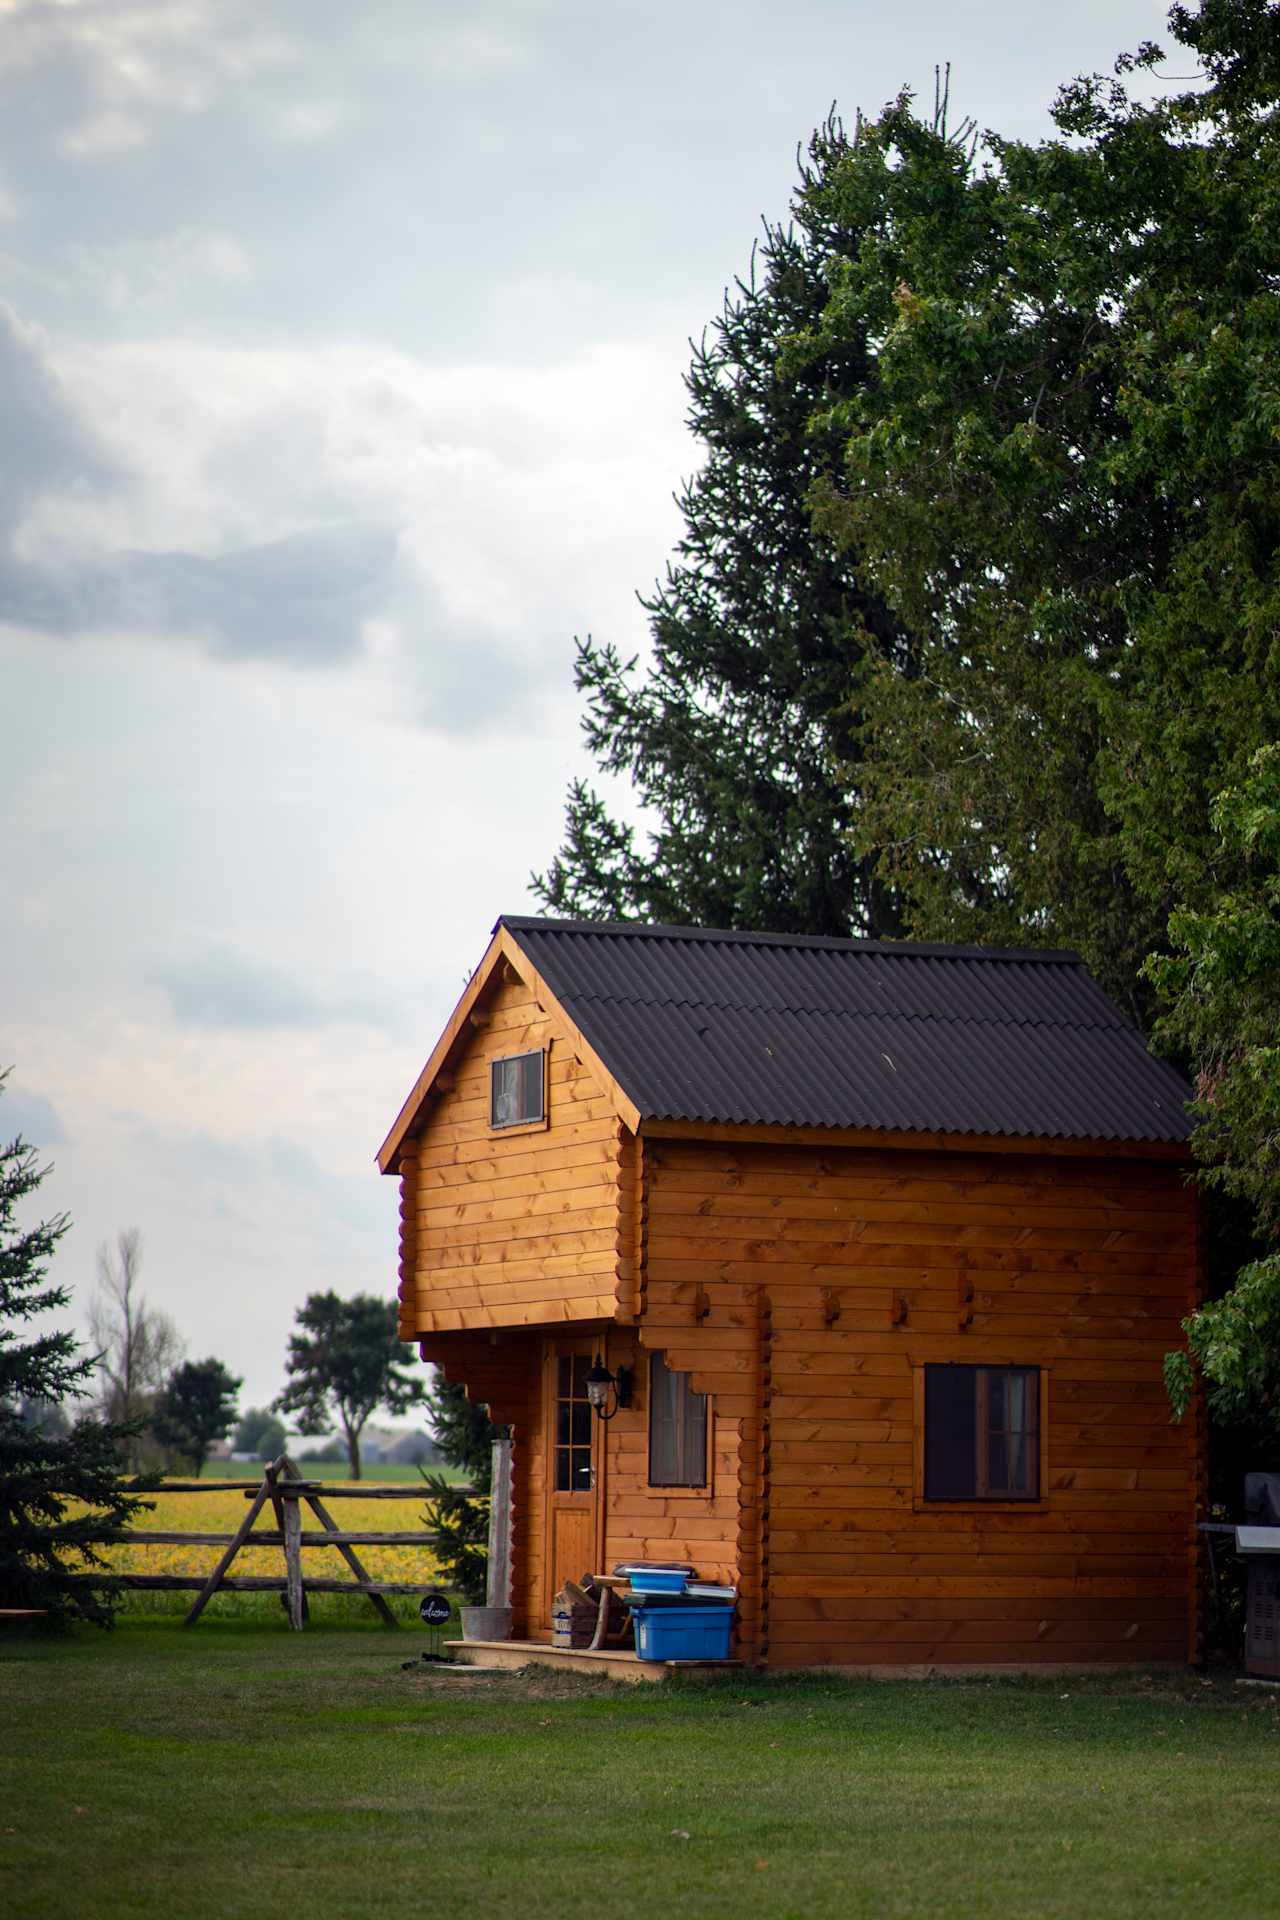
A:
69 1454 474 1631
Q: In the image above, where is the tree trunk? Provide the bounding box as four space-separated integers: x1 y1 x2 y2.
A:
345 1421 362 1480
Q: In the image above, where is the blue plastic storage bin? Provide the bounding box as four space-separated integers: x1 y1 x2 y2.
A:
617 1566 689 1594
632 1604 734 1662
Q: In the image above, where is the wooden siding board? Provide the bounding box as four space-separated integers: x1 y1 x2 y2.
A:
397 980 625 1335
642 1136 1196 1670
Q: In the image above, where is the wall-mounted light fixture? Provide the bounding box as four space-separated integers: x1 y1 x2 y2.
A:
584 1354 632 1421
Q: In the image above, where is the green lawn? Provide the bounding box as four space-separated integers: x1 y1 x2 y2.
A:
3 1621 1278 1919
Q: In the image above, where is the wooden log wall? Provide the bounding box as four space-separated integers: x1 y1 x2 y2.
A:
419 1330 542 1639
642 1135 1199 1669
398 972 627 1338
599 1326 741 1596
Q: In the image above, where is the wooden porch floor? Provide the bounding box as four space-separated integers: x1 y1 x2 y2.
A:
445 1638 742 1685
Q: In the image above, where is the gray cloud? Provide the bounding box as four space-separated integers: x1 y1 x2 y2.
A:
0 302 400 666
121 524 399 664
10 521 398 664
0 300 635 728
0 1082 68 1147
153 946 397 1033
0 303 117 536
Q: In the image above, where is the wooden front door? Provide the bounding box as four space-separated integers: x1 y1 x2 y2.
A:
543 1338 602 1624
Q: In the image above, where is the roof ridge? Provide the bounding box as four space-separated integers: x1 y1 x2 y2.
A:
561 989 1129 1032
498 914 1083 966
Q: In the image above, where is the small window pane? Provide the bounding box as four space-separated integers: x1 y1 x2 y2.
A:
649 1352 708 1488
570 1402 591 1447
987 1432 1009 1492
679 1378 707 1487
492 1058 521 1127
521 1052 543 1120
924 1367 978 1499
924 1364 1039 1502
555 1446 572 1492
490 1051 544 1128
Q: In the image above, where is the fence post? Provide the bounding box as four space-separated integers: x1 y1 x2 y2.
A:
282 1485 306 1631
487 1437 512 1609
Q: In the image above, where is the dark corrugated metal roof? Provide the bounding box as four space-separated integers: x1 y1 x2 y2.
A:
499 916 1191 1144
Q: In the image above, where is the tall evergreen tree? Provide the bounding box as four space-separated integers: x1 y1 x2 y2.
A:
536 113 914 939
0 1078 151 1624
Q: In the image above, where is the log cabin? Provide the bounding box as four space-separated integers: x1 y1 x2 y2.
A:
378 915 1203 1671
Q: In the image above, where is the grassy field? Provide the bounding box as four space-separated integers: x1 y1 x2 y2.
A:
3 1620 1279 1919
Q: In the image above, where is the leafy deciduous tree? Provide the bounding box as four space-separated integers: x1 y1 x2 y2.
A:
1153 747 1280 1445
274 1291 425 1480
233 1406 287 1460
89 1230 183 1469
152 1358 241 1476
800 10 1280 1019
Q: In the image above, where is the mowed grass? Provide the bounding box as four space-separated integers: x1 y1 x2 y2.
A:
3 1622 1279 1920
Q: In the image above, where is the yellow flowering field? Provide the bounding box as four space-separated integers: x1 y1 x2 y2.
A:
84 1479 446 1616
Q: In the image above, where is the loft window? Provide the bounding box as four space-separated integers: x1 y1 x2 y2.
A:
489 1049 545 1129
648 1352 708 1488
924 1364 1040 1502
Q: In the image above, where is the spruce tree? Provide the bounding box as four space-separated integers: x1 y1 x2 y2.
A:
0 1078 152 1624
535 113 912 939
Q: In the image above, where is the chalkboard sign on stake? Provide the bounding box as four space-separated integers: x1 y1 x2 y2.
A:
418 1588 451 1659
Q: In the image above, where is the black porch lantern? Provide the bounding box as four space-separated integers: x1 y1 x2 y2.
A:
584 1353 632 1421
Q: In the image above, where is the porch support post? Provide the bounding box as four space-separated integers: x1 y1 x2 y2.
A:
487 1436 513 1609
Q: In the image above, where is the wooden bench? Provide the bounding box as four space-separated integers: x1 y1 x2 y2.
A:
586 1575 632 1651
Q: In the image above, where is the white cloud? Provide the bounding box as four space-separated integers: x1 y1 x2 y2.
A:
6 317 692 729
61 108 146 156
73 226 252 297
271 99 349 144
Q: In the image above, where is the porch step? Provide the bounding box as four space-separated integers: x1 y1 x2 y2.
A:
444 1638 742 1685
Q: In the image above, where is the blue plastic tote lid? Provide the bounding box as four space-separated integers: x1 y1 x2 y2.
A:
613 1562 695 1576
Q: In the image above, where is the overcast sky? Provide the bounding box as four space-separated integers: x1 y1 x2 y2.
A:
3 0 1173 1423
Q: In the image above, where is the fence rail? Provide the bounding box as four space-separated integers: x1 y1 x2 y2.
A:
66 1455 471 1630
